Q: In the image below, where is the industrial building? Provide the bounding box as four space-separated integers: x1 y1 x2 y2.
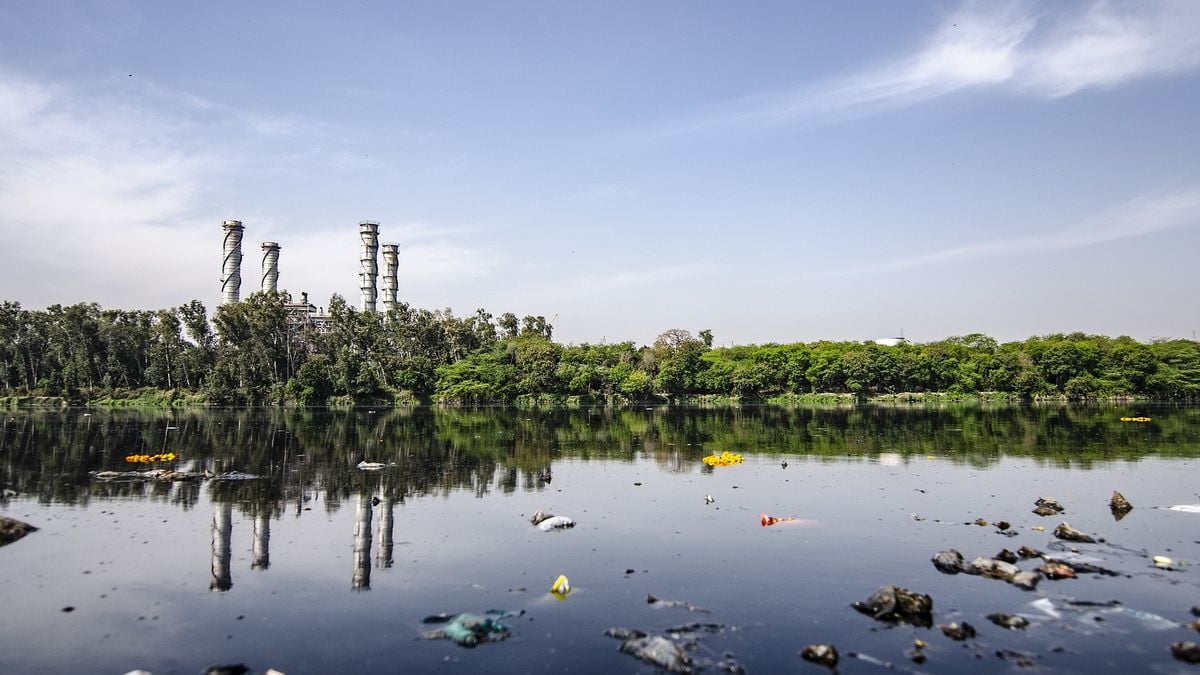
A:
219 219 399 330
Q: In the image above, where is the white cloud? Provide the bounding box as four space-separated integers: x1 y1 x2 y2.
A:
0 71 215 308
656 0 1200 136
0 70 493 311
820 186 1200 278
1022 0 1200 96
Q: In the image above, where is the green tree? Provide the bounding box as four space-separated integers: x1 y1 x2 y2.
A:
435 347 516 403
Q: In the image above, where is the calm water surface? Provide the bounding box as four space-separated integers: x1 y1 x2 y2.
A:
1 405 1199 674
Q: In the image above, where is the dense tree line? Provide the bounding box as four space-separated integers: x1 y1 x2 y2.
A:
2 294 1199 404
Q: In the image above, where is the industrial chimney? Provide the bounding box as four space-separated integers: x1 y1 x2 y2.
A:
381 243 399 314
359 221 380 313
220 220 244 305
261 241 280 293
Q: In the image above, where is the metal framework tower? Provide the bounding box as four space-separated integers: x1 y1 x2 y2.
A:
261 241 280 293
220 220 244 305
359 221 380 313
381 243 399 314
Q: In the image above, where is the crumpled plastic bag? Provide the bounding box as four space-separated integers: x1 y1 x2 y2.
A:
421 610 523 647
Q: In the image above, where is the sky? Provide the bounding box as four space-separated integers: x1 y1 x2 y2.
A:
1 0 1198 346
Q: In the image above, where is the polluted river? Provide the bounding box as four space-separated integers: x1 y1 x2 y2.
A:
1 405 1199 674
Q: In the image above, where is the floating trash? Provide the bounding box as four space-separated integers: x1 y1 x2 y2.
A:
421 609 522 647
987 613 1029 630
1110 491 1134 519
1033 497 1065 516
761 514 795 527
647 594 709 613
1029 597 1180 631
1053 521 1097 543
702 451 743 467
852 585 933 627
606 623 736 674
356 461 386 470
1017 545 1042 559
932 549 965 574
939 622 976 641
529 509 575 531
550 574 571 599
1173 641 1200 664
1040 561 1077 580
125 453 177 463
210 471 263 481
0 515 37 547
1119 416 1152 422
800 643 839 668
621 635 689 673
1152 555 1187 570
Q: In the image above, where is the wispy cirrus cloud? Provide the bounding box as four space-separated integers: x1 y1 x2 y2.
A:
818 186 1200 278
657 0 1200 137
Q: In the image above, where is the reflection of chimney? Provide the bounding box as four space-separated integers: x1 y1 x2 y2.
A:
252 512 270 570
359 221 380 313
260 242 280 294
381 244 399 315
221 220 244 305
376 497 394 568
210 503 233 591
352 493 373 590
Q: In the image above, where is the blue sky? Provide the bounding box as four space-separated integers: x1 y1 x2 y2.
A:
1 1 1198 345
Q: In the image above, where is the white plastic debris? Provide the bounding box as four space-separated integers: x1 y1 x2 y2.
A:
536 516 576 531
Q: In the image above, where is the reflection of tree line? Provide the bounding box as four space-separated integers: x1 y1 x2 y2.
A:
3 406 1197 594
2 406 1199 512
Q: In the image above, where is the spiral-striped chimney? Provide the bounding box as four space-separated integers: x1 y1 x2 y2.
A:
381 243 399 314
261 241 280 293
359 221 380 313
220 220 244 305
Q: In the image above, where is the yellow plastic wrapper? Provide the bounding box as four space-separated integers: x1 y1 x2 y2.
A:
702 451 743 467
550 574 571 599
125 452 177 463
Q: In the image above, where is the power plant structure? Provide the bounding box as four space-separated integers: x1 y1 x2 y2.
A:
381 244 399 314
260 242 280 294
220 220 244 305
359 221 380 313
219 219 400 328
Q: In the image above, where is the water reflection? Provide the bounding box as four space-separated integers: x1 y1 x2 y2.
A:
1 405 1197 519
210 502 233 592
377 496 395 569
2 405 1199 675
252 508 270 570
352 492 372 591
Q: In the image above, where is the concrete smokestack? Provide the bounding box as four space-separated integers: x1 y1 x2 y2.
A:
381 243 399 314
359 221 380 313
221 220 244 305
260 241 280 294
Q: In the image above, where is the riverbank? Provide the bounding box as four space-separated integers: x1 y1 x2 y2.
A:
0 389 1159 408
